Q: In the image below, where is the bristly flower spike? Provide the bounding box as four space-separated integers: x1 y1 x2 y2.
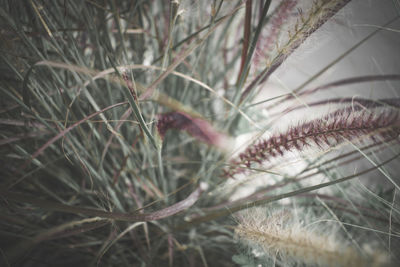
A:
224 108 400 177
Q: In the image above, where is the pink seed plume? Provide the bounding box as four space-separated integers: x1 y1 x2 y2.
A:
157 111 228 148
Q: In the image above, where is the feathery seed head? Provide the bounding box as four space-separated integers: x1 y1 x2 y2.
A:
235 208 388 267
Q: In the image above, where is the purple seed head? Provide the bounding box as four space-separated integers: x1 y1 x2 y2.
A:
223 108 400 178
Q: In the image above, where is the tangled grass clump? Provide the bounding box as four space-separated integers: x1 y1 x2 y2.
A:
0 0 399 266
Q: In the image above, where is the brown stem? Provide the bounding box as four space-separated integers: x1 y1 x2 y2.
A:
236 0 252 85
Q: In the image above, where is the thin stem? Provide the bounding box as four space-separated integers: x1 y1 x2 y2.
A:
176 153 400 230
1 183 208 222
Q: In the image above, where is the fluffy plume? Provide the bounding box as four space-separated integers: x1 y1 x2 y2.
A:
235 208 388 267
